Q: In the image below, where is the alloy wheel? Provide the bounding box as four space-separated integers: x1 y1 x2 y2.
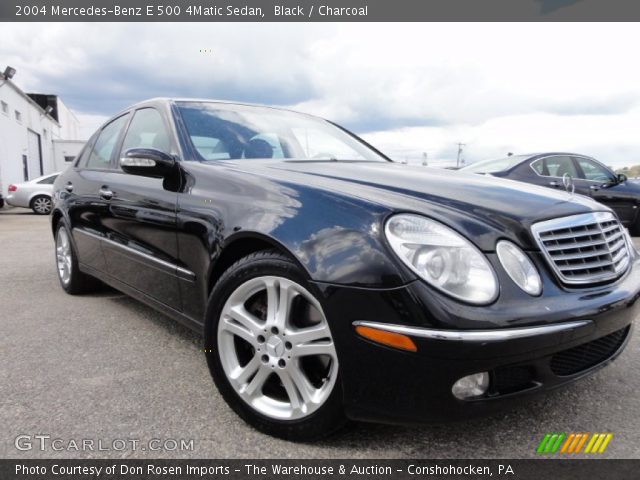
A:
56 228 72 285
33 197 52 214
217 276 338 420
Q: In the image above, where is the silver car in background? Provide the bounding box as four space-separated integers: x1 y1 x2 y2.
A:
6 173 60 214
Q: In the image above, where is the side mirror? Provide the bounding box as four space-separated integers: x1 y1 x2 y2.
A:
120 148 175 178
617 173 628 184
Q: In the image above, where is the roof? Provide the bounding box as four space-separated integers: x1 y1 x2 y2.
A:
128 97 322 118
0 78 61 127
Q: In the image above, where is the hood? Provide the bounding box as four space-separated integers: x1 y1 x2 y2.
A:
221 160 608 251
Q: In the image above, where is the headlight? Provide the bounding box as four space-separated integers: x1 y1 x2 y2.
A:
385 214 498 305
496 240 542 296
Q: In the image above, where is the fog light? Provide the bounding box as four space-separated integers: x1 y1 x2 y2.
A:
452 372 489 399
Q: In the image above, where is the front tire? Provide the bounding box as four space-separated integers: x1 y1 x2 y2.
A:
204 250 346 440
31 195 52 215
55 222 100 294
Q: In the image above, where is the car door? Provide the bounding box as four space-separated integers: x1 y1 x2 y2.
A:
67 114 130 273
99 107 183 310
573 156 636 223
529 155 592 196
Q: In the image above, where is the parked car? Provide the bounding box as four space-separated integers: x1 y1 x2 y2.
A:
51 100 640 440
0 192 4 208
461 153 640 234
6 172 60 214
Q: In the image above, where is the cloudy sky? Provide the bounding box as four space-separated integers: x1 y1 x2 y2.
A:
2 22 640 167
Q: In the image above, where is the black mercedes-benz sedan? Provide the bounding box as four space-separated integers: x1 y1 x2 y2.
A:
461 153 640 234
52 99 639 440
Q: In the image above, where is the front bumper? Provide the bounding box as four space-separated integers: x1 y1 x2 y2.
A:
314 255 640 425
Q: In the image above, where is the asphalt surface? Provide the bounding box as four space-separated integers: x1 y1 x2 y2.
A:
1 207 639 459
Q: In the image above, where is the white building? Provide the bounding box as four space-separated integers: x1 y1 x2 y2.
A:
0 72 83 195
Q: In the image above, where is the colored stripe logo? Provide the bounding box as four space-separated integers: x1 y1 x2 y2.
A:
536 433 613 454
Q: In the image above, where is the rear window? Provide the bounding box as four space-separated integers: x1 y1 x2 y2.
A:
37 175 58 185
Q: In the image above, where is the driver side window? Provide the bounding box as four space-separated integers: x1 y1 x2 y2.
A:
575 157 614 182
120 108 171 158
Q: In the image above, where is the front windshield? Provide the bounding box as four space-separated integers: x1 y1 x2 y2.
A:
461 155 529 173
177 102 387 162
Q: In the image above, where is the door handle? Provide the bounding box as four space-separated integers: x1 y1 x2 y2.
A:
98 187 114 200
590 185 600 191
64 183 74 192
549 181 559 187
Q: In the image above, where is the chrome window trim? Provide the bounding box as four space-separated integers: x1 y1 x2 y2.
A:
531 211 631 285
529 154 615 184
353 320 591 342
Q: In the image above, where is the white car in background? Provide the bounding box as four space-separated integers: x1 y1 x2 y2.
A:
6 172 60 214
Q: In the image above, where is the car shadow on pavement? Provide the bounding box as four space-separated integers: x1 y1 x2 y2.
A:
100 291 202 346
0 209 38 215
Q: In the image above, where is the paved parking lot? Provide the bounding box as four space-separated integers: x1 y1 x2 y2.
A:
1 207 639 459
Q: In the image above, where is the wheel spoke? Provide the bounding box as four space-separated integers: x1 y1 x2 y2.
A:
287 324 331 345
277 370 303 411
220 316 258 345
294 341 335 358
264 278 279 325
287 365 315 405
243 365 270 397
230 355 260 385
264 278 299 330
227 305 263 336
275 282 298 330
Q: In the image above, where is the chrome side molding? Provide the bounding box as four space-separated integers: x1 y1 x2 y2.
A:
352 320 591 342
73 228 195 281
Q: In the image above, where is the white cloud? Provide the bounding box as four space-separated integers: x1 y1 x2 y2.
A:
364 110 640 167
2 23 639 165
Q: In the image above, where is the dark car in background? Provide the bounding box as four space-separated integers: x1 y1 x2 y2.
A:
461 153 640 234
51 101 640 440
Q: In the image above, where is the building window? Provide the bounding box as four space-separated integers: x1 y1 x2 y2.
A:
64 155 75 163
1 101 7 115
15 110 22 122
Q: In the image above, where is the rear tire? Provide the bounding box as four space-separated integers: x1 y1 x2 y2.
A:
55 221 101 294
204 250 346 441
31 195 52 215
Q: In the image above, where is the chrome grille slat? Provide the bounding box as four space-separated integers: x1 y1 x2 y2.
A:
559 259 615 271
545 238 608 251
552 249 609 261
600 223 620 234
539 228 602 241
531 212 631 285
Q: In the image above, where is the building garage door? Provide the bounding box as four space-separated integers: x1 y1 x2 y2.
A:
26 129 43 180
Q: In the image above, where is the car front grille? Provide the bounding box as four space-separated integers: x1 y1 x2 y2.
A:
550 326 630 376
531 212 631 285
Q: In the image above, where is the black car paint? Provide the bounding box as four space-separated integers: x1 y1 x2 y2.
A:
52 100 639 424
487 152 640 227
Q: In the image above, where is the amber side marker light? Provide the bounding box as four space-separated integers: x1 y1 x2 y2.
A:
355 326 417 352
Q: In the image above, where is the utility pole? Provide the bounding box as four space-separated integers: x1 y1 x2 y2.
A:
422 152 428 166
456 143 465 168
